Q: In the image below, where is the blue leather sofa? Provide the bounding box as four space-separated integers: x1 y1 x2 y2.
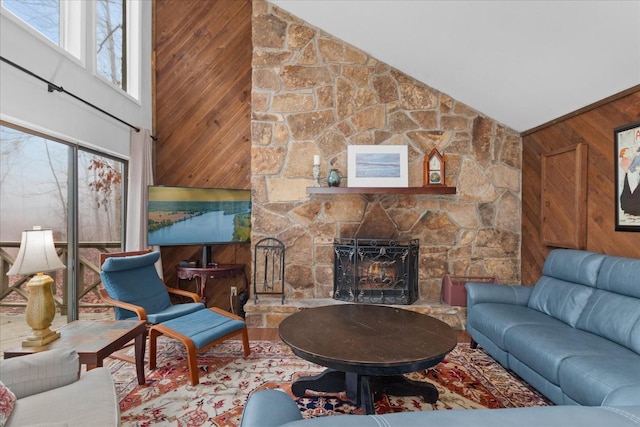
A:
466 249 640 406
240 389 640 426
240 249 640 426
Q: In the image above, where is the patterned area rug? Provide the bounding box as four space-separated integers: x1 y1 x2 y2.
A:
107 338 550 426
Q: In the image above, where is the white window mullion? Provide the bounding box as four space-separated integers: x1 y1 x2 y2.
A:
126 0 140 99
87 0 97 79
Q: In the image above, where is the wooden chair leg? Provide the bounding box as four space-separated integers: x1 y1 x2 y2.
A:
183 339 199 386
149 328 160 370
241 327 250 358
470 338 478 349
153 324 200 386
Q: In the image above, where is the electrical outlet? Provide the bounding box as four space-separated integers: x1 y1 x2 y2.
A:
230 286 237 297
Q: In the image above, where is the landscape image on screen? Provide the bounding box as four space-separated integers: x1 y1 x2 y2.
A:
147 186 251 246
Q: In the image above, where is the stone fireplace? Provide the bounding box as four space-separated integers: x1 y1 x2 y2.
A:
333 238 419 305
246 1 523 329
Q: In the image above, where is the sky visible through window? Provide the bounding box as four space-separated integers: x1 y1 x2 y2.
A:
3 0 60 44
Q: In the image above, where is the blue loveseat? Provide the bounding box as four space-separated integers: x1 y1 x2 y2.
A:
466 249 640 406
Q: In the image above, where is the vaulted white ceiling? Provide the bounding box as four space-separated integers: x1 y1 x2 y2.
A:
271 0 640 133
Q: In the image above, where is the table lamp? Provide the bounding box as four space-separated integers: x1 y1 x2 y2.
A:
6 226 66 347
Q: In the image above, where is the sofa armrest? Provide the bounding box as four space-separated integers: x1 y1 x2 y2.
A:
240 390 303 427
466 283 533 311
0 348 80 399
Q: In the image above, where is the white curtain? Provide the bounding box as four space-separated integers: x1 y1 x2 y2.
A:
126 128 163 278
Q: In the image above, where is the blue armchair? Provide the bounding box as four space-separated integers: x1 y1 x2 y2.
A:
100 251 250 385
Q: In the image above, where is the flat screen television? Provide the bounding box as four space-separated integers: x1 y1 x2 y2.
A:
147 186 251 264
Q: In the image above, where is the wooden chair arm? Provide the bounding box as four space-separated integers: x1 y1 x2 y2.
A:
165 286 202 303
99 288 148 321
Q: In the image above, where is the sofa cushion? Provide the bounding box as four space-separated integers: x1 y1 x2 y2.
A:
100 251 173 320
527 276 595 327
575 290 640 355
0 349 79 399
158 308 246 349
7 368 119 427
0 381 16 427
541 249 606 286
526 250 606 327
595 255 640 298
503 325 636 385
559 355 640 406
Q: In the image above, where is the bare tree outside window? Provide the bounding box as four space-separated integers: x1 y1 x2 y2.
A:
96 0 126 90
2 0 60 44
84 155 123 240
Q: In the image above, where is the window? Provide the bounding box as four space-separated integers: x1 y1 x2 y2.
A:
0 123 127 320
2 0 139 98
96 0 126 90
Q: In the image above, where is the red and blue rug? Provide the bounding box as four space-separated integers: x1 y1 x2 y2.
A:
107 338 550 426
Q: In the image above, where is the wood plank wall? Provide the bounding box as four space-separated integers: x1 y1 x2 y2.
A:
153 0 252 310
521 89 640 284
153 0 638 302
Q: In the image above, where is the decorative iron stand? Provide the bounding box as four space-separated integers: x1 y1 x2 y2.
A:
253 237 285 304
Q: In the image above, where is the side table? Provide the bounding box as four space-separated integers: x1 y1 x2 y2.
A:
175 264 248 305
3 319 147 385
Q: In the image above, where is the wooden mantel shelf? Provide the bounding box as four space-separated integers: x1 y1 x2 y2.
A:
306 186 457 195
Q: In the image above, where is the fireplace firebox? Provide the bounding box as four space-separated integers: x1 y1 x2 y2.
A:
333 238 419 305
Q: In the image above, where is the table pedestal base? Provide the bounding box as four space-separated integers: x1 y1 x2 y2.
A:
291 369 438 415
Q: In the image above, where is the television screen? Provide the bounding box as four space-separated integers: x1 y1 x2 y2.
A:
147 186 251 246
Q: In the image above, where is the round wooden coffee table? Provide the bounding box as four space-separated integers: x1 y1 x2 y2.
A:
279 303 457 414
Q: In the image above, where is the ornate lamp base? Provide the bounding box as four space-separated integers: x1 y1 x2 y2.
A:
22 273 60 347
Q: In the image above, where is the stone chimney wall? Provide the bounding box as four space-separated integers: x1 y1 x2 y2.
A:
251 0 522 301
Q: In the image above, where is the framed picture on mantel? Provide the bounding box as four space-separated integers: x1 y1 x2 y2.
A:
615 121 640 231
347 145 408 187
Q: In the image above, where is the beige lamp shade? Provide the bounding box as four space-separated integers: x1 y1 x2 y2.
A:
7 227 66 276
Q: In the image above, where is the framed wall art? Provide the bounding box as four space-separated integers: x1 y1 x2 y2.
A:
347 145 408 187
614 121 640 231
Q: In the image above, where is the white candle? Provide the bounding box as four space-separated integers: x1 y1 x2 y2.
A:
314 155 320 165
